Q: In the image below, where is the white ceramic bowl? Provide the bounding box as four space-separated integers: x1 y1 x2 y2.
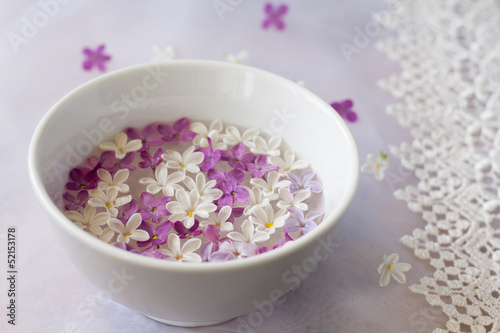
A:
28 60 359 327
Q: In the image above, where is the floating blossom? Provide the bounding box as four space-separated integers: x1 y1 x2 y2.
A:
158 117 196 142
108 213 149 244
174 220 202 239
100 151 136 173
88 187 132 217
138 148 163 170
378 253 412 287
200 224 224 261
125 123 163 151
82 44 111 72
277 187 311 210
243 187 270 216
218 173 249 206
191 120 225 147
283 207 323 235
138 192 171 223
247 155 279 178
184 173 223 202
160 234 202 263
287 170 322 194
251 136 282 157
250 171 291 200
225 50 249 64
270 150 309 176
138 163 184 196
98 228 114 243
211 241 258 262
167 189 217 228
220 142 255 170
97 169 130 193
208 168 245 185
262 3 288 30
151 45 175 62
99 132 142 159
222 126 259 147
361 153 389 181
63 190 89 211
196 137 221 172
228 220 270 243
250 205 289 235
199 206 234 232
162 146 205 174
65 205 110 236
66 167 98 191
136 221 172 248
331 99 357 122
116 199 139 223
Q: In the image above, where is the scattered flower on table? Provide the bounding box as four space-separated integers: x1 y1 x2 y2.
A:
262 3 289 30
361 152 389 181
151 45 176 62
225 50 249 64
378 253 412 287
331 99 358 122
82 44 111 72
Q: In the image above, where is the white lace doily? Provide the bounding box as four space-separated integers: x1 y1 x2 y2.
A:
377 0 500 332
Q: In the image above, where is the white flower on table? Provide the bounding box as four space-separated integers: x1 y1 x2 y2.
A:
107 213 149 244
97 169 130 193
270 150 309 176
277 187 311 210
222 126 259 148
166 189 217 228
184 173 223 202
361 152 389 181
139 163 184 196
243 187 270 216
251 135 282 157
228 220 270 243
199 206 234 232
224 50 249 64
250 205 289 235
162 146 204 174
250 171 291 201
160 234 202 263
151 45 175 62
99 132 142 159
65 205 110 236
87 187 132 218
378 253 412 287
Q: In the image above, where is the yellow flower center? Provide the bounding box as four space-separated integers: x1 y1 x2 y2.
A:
152 207 157 212
124 233 131 237
375 163 380 169
234 159 239 163
387 263 393 270
177 256 183 261
80 184 86 189
185 233 190 237
265 222 273 229
180 163 185 168
174 134 179 138
152 235 158 240
106 203 112 209
114 163 120 167
231 191 236 196
188 211 194 217
285 168 290 172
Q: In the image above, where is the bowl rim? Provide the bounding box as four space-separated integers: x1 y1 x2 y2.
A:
28 60 359 273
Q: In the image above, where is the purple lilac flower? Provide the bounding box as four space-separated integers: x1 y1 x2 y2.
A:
200 225 223 261
257 246 271 254
273 232 293 248
116 199 139 223
63 190 89 211
211 241 257 262
286 170 323 194
227 207 244 223
125 124 163 151
247 155 279 178
283 207 323 235
100 151 136 173
136 221 172 248
330 99 357 122
66 167 98 191
220 143 255 170
174 220 202 239
135 246 163 259
218 173 249 207
207 169 245 185
196 137 221 172
158 117 196 142
262 3 288 30
139 192 171 223
138 148 163 170
82 44 111 72
84 156 101 170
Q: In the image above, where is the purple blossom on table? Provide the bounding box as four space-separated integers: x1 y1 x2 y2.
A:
286 170 323 194
116 199 139 223
82 44 111 72
247 154 279 178
63 190 89 211
218 173 249 207
138 192 171 223
196 137 221 172
100 151 136 173
211 241 258 262
125 123 163 151
66 167 98 191
173 220 202 239
262 3 288 30
138 148 163 170
158 117 196 142
330 99 357 123
136 221 172 248
283 207 323 235
220 142 255 171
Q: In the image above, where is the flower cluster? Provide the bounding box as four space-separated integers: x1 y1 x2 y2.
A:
63 118 324 263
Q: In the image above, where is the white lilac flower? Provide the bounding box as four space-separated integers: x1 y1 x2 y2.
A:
166 189 217 228
191 120 226 149
88 187 132 217
138 163 184 196
224 50 249 64
211 241 257 262
277 187 311 210
98 228 114 243
251 135 282 157
162 146 204 173
250 171 291 201
222 126 259 148
361 152 389 181
250 205 289 235
97 169 130 193
184 173 223 202
270 150 309 176
243 187 270 216
228 220 270 243
378 253 412 287
99 132 142 159
160 234 202 263
151 45 175 62
199 206 234 232
65 205 110 236
107 213 149 244
200 130 226 151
